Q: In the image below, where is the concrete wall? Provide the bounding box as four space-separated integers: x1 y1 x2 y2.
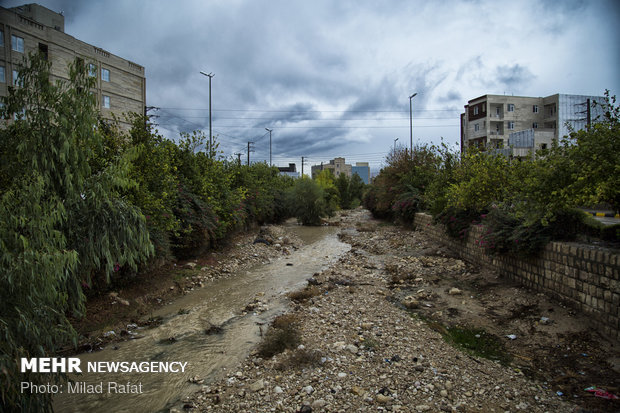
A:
413 212 620 342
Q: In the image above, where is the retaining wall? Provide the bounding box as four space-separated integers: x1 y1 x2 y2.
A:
413 213 620 342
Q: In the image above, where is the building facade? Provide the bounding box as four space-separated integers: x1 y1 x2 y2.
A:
460 93 605 156
277 163 300 178
351 162 370 184
0 3 146 129
311 157 352 178
311 158 370 184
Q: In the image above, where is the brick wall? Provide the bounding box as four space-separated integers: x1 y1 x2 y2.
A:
413 213 620 342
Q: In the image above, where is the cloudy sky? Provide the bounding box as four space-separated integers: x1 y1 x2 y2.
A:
5 0 620 172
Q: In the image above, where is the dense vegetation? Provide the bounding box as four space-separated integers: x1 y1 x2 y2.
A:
364 91 619 255
0 55 364 412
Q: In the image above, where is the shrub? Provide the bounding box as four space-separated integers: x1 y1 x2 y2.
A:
285 177 328 225
257 315 301 358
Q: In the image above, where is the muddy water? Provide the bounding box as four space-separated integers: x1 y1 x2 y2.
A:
54 224 348 413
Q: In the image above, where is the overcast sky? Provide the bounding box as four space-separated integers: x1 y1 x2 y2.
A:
5 0 620 172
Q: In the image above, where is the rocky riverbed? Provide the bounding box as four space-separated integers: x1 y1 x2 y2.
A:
181 209 619 413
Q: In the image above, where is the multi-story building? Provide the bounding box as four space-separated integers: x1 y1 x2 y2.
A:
277 163 300 178
0 3 146 129
351 162 370 184
311 158 370 184
461 93 605 156
311 157 352 178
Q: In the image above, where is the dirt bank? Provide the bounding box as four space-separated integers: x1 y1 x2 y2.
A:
184 209 619 413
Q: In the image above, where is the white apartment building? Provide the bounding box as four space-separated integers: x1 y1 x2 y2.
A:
461 93 606 156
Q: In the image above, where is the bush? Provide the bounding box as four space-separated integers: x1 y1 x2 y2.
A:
257 315 301 358
285 177 329 225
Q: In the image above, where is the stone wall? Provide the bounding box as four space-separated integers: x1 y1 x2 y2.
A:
413 213 620 342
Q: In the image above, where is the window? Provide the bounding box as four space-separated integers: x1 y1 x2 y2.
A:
495 107 500 116
38 43 48 60
0 66 5 83
473 106 479 115
88 63 97 77
533 105 538 113
11 35 24 53
474 123 480 132
482 105 486 113
101 68 110 82
0 30 4 47
102 95 110 108
508 121 515 130
12 70 20 86
532 122 538 129
507 104 514 112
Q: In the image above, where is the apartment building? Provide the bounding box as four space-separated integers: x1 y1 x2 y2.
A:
311 157 370 184
460 93 605 156
0 3 146 129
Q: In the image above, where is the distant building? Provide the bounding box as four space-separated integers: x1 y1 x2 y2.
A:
277 163 299 178
311 158 370 184
351 162 370 184
461 93 605 157
311 157 351 178
0 3 146 129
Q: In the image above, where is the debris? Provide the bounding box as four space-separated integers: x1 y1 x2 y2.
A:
584 386 619 400
506 334 517 340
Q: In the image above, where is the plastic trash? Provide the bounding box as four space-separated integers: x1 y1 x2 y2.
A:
584 386 619 400
506 334 517 340
556 391 563 396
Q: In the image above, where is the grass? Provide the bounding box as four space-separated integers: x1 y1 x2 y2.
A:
275 347 323 370
408 313 511 365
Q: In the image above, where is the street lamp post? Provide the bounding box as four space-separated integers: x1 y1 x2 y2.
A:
265 128 273 166
393 137 399 152
200 71 214 156
409 92 417 158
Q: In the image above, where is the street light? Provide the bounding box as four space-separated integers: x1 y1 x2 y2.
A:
393 137 399 152
265 128 273 166
409 92 417 158
200 71 214 156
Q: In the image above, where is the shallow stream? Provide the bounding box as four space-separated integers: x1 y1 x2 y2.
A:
53 223 349 413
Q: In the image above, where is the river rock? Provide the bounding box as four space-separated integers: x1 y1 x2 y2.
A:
249 379 265 392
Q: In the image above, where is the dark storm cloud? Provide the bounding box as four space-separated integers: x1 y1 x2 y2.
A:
3 0 619 171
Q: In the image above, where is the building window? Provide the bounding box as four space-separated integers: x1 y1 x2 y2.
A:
532 122 538 129
12 70 20 86
508 121 515 130
101 68 110 82
102 95 110 108
495 107 500 116
482 104 486 113
533 105 538 113
0 30 4 47
88 63 97 77
473 106 479 115
507 104 514 112
0 66 5 83
38 43 48 60
11 35 25 53
474 123 480 132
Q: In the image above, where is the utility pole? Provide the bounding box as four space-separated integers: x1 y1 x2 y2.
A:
247 142 254 165
265 128 273 165
234 153 242 165
200 71 214 156
409 92 417 158
301 156 306 177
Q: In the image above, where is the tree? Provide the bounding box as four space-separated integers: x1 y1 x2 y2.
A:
0 54 152 411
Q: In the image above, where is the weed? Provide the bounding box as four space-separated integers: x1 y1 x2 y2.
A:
275 348 322 370
257 314 301 358
288 286 321 302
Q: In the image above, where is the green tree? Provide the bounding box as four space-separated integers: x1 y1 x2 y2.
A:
0 54 152 411
285 177 328 225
